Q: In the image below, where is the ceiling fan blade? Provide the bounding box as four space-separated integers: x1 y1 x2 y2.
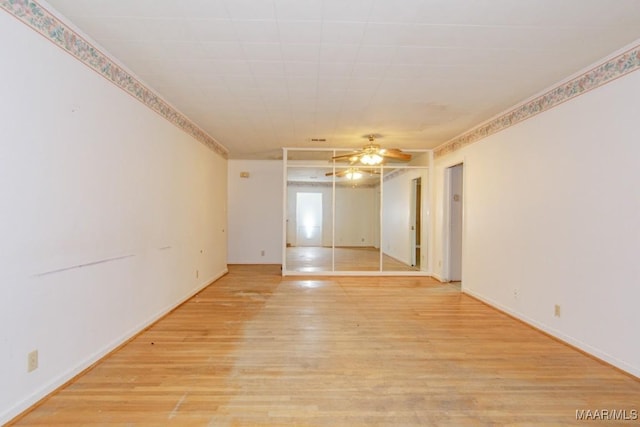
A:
332 151 361 161
381 149 412 161
325 170 349 177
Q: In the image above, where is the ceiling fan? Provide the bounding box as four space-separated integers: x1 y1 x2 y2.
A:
332 135 412 165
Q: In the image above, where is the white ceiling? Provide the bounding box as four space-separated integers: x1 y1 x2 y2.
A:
44 0 640 159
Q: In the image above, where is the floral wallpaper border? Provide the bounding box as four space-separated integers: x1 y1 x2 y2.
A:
434 45 640 158
1 0 228 158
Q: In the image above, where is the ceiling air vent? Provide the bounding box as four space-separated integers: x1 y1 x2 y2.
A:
310 138 327 142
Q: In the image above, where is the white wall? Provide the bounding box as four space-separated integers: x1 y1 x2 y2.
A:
227 160 283 263
0 13 227 424
433 65 640 376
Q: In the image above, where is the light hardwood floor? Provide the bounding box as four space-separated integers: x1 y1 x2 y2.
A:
11 265 639 426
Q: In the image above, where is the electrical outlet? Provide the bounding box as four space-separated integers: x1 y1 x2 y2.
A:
28 350 38 372
554 304 561 317
195 270 199 279
261 250 265 256
513 288 519 300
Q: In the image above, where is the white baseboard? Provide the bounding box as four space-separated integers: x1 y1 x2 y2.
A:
431 272 446 282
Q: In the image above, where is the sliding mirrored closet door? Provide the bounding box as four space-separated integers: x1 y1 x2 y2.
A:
283 148 430 275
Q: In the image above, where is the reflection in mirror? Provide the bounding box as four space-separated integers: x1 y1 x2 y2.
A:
285 166 334 272
381 167 429 272
334 166 381 271
283 148 430 275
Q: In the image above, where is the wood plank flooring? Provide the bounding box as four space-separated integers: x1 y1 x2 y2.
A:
11 265 640 426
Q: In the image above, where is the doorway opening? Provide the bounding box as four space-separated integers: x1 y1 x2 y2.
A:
295 192 323 246
445 164 463 282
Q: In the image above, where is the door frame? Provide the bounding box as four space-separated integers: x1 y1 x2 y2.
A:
409 177 421 267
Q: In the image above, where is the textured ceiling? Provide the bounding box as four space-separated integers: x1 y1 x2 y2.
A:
44 0 640 159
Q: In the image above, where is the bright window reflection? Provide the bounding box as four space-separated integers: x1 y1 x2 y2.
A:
296 192 322 246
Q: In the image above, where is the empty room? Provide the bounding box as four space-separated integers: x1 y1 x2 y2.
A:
1 0 639 425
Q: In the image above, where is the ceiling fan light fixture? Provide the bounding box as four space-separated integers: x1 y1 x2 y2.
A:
360 153 383 165
345 170 363 180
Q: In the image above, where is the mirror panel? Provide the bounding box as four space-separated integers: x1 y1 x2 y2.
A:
334 165 381 271
381 167 429 272
286 166 334 272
